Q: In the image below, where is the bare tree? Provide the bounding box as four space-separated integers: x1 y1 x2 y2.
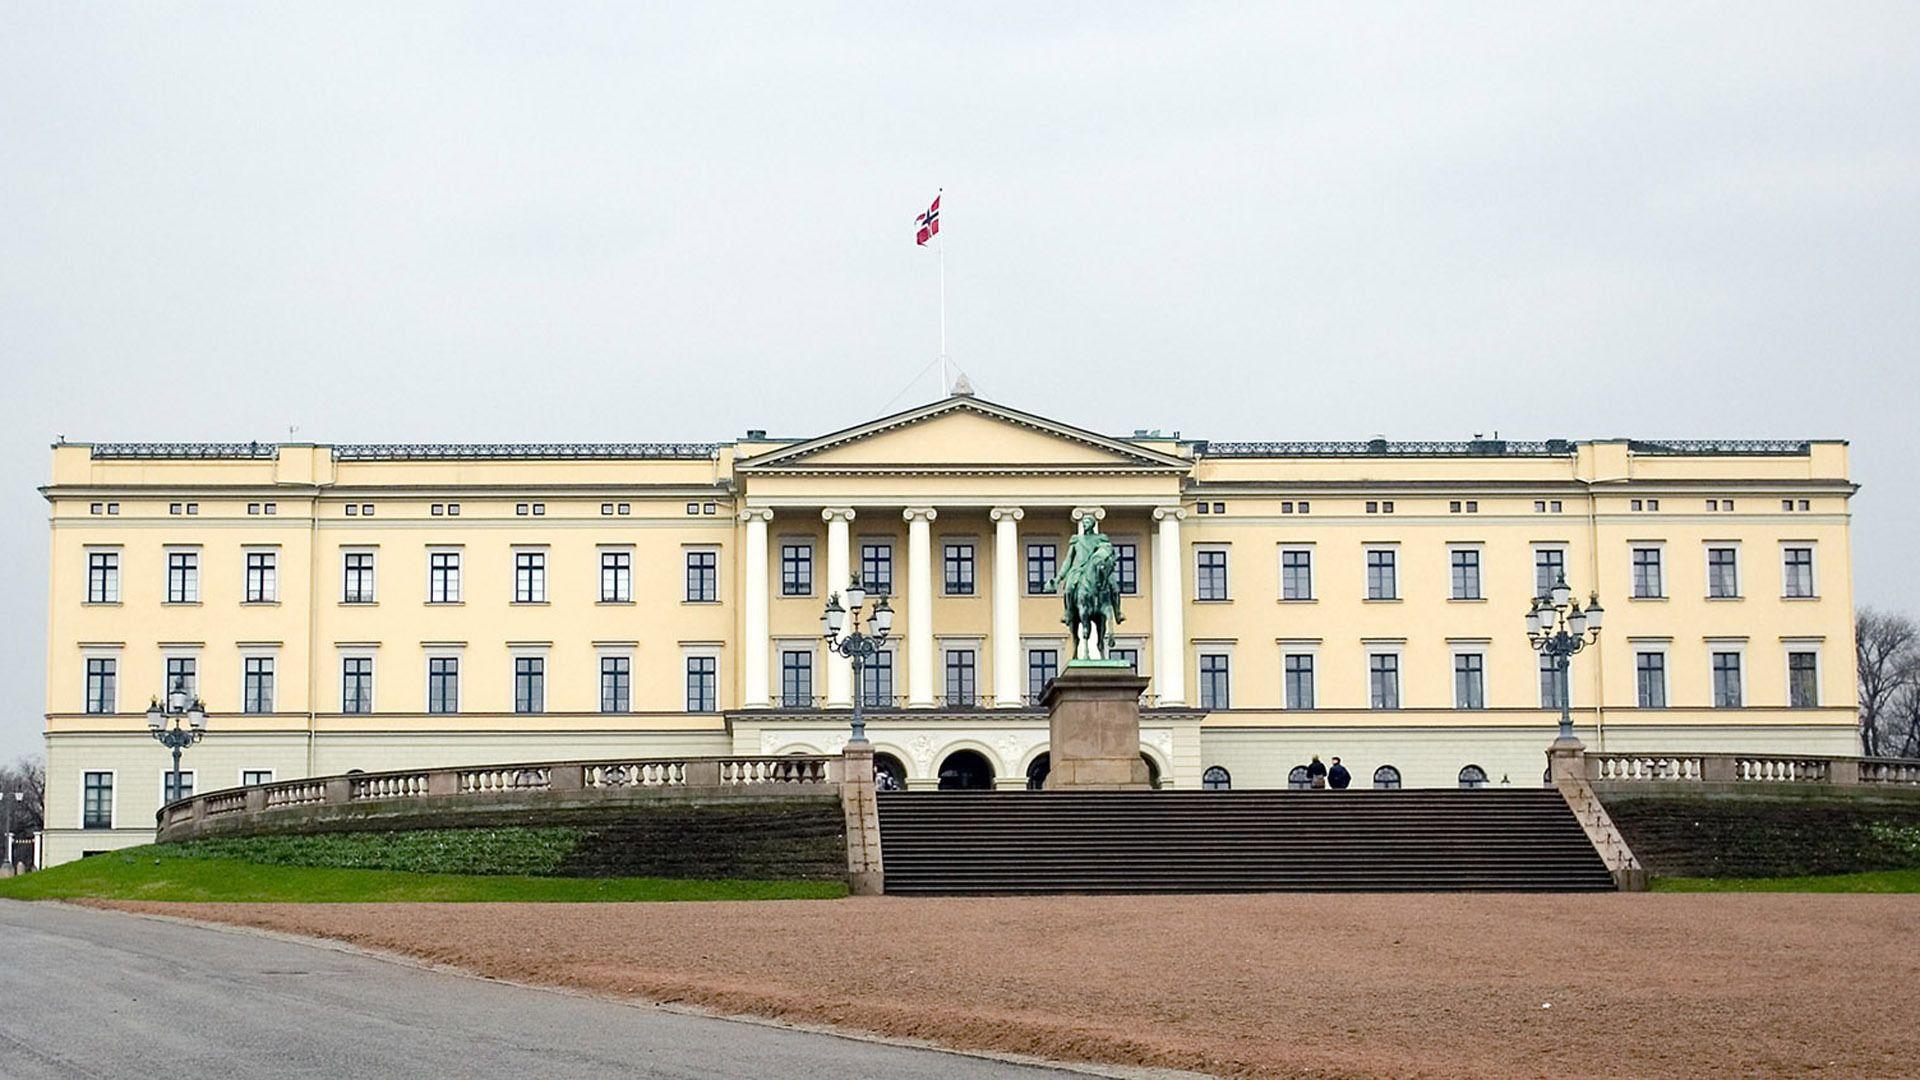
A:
1857 609 1920 757
0 755 45 836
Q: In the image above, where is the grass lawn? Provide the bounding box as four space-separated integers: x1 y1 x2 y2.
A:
0 846 847 903
1652 867 1920 893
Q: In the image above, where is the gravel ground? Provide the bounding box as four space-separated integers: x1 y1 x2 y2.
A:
102 894 1919 1078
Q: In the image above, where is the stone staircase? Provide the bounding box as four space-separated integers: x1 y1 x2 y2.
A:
876 789 1616 894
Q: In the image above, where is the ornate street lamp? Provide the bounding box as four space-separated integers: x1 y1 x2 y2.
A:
822 577 893 744
1526 573 1604 742
146 676 208 804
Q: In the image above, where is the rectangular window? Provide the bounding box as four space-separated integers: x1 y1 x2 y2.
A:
165 656 197 700
686 656 717 712
87 551 120 603
1454 653 1485 709
1281 550 1313 600
1110 647 1140 673
1450 550 1482 600
1195 549 1229 601
427 657 459 713
601 551 632 603
242 770 274 786
1026 543 1057 595
343 551 376 603
861 542 893 594
1198 653 1231 709
514 657 545 713
1788 651 1818 708
429 551 461 603
943 543 975 596
243 657 275 714
600 656 632 713
686 550 718 602
1631 548 1663 598
1284 654 1315 709
244 551 277 603
1366 550 1397 600
944 649 977 706
1369 654 1401 709
1708 548 1739 598
82 772 112 829
85 657 116 714
163 771 195 803
166 551 199 603
342 657 373 714
1712 651 1743 707
1539 655 1568 710
782 543 813 596
861 650 894 708
1636 652 1667 708
1782 547 1815 598
1027 648 1059 702
1534 548 1566 597
1115 542 1137 595
515 551 547 603
780 650 812 708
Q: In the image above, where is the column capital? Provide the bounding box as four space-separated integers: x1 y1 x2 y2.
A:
1152 506 1188 522
989 506 1025 523
901 506 939 523
1070 506 1106 523
821 507 858 523
737 507 774 523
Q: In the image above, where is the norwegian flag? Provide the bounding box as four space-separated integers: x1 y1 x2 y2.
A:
915 194 941 245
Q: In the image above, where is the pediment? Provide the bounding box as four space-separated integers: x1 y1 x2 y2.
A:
736 397 1190 473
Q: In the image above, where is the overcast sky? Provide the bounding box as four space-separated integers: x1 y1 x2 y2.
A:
4 3 1917 759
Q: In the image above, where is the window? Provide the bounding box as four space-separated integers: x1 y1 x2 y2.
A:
1110 647 1140 673
1026 543 1057 595
1281 550 1312 600
1788 651 1818 708
1369 654 1400 709
1458 765 1489 789
782 543 813 596
242 770 274 786
1782 547 1815 598
1026 648 1059 702
1454 653 1485 709
1195 549 1228 601
943 543 974 596
1635 652 1667 708
342 657 373 714
1631 548 1663 598
87 551 119 603
1707 547 1739 598
1534 548 1566 597
164 657 197 700
1201 766 1231 791
85 658 116 714
686 550 718 602
429 551 461 603
1284 654 1314 709
1373 766 1402 789
243 657 275 713
82 773 112 829
163 771 195 803
1712 651 1743 708
861 650 894 708
427 657 459 713
944 649 977 706
343 551 376 603
1366 550 1397 600
1287 766 1312 790
861 542 893 594
1198 653 1230 709
514 551 547 603
514 657 545 713
166 550 199 603
584 654 622 713
780 650 812 708
1539 655 1568 710
601 551 632 602
1450 550 1482 600
1115 542 1137 595
245 551 277 603
686 656 717 712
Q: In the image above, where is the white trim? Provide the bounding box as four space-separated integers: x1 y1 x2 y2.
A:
341 545 378 604
425 546 463 604
1448 642 1489 709
238 643 280 715
1365 644 1405 710
1529 542 1571 596
337 649 376 714
683 543 723 603
510 546 549 604
1277 544 1315 601
1706 639 1749 708
79 768 117 832
1278 640 1318 710
1362 544 1399 600
239 768 276 786
1778 539 1819 599
1703 540 1743 599
1781 639 1823 707
1627 540 1667 600
1445 542 1485 601
423 650 462 714
1631 642 1671 708
681 644 723 712
240 544 280 603
82 545 122 604
1193 641 1235 709
1193 543 1231 602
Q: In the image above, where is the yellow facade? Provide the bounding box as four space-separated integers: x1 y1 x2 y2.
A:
39 395 1859 864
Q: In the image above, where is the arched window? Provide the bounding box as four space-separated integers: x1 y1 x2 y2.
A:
1458 764 1489 789
1201 766 1231 791
937 749 996 791
873 753 907 792
1372 765 1402 790
1140 753 1162 790
1026 752 1051 791
1287 765 1312 790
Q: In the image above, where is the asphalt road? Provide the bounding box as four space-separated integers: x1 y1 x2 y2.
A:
0 900 1076 1079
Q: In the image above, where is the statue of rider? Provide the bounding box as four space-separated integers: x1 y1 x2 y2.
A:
1053 514 1124 660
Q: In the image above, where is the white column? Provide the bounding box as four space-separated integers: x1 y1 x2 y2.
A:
740 508 773 708
990 506 1025 707
1153 506 1188 706
822 508 856 706
903 508 938 707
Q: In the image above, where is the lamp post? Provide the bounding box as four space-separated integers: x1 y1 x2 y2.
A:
822 577 893 744
1525 572 1604 743
146 676 208 804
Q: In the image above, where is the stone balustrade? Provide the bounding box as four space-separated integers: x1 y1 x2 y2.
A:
1587 752 1920 788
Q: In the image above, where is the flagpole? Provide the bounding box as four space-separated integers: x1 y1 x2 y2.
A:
937 189 948 395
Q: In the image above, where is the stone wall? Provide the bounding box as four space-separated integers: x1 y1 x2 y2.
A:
1599 787 1920 878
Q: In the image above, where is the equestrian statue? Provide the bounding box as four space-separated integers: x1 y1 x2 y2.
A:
1053 514 1125 660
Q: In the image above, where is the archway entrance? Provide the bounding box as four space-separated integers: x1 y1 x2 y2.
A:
937 749 995 790
1026 752 1050 790
873 753 907 791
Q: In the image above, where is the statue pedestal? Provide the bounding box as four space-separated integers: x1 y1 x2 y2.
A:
1041 661 1151 790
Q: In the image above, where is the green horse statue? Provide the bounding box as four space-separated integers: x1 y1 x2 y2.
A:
1055 514 1125 660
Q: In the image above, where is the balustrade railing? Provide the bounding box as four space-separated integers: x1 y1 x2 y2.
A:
1587 752 1920 787
1861 758 1920 785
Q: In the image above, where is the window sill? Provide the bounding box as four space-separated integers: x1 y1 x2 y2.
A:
162 601 202 607
426 601 465 607
82 601 123 607
682 599 720 606
1705 596 1745 602
597 600 635 606
1629 595 1668 602
780 592 816 600
1363 597 1403 603
1278 597 1317 604
1781 595 1821 601
1194 598 1233 604
512 601 551 606
341 600 378 607
1448 597 1487 604
942 591 980 598
240 601 280 607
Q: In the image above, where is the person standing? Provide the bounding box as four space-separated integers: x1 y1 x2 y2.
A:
1328 756 1351 790
1306 755 1328 789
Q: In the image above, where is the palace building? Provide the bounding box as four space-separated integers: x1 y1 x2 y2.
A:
39 392 1858 865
